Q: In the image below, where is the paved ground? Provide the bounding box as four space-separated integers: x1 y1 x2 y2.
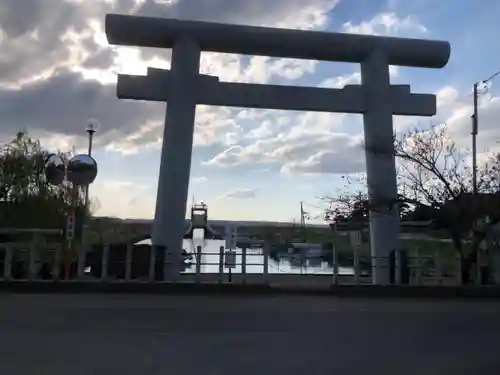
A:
1 294 500 374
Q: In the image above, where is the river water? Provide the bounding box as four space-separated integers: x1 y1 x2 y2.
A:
137 237 354 275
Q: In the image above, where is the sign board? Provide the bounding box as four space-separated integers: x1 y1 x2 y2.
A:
224 225 238 250
66 213 75 240
224 250 236 269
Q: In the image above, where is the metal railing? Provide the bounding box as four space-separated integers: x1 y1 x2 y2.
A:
0 242 498 286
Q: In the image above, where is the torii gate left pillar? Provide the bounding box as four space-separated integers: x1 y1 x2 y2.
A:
105 14 450 283
152 38 200 280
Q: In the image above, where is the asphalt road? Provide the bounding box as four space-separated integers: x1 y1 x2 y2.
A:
1 294 500 375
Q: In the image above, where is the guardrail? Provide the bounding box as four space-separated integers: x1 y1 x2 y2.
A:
0 242 496 286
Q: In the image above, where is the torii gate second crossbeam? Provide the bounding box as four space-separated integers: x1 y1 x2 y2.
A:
105 14 450 284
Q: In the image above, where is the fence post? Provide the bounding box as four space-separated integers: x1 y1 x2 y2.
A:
456 253 463 285
353 246 360 285
218 246 224 283
263 244 269 284
125 243 133 281
3 245 12 281
77 245 87 280
415 247 422 285
148 245 156 282
101 245 109 281
493 252 500 285
434 248 442 285
241 247 247 284
332 246 338 285
52 245 61 281
476 249 482 285
195 245 202 283
395 249 402 285
28 243 37 281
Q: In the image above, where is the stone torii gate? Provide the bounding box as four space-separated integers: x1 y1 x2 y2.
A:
105 14 450 284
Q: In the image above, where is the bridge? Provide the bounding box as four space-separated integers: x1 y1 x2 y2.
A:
90 216 435 245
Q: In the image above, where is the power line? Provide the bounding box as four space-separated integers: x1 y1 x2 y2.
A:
483 70 500 85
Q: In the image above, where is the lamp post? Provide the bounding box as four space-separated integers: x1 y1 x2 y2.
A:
44 153 98 279
79 119 99 278
84 119 100 210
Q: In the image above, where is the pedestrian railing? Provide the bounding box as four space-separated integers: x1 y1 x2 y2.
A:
0 242 497 286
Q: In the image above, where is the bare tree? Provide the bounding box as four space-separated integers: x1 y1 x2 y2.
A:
322 175 410 227
323 124 500 284
323 190 367 223
395 125 500 282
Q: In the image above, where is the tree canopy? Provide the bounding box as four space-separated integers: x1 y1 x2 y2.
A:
0 131 87 237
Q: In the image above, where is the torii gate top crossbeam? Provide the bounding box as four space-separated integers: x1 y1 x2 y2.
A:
105 14 450 69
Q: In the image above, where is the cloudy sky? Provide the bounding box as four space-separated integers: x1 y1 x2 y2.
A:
1 0 499 222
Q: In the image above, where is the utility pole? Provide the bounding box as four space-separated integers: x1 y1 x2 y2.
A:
470 83 479 260
300 201 306 227
469 72 500 284
471 70 500 211
472 82 478 199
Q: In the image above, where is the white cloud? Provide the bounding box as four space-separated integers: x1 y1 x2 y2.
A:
192 176 207 183
204 82 500 176
193 106 243 147
447 94 500 152
0 3 429 163
319 64 399 89
4 1 494 222
203 62 413 175
204 129 365 173
220 188 257 199
319 72 361 89
242 57 317 83
90 179 154 219
0 0 339 151
343 12 427 36
436 86 460 108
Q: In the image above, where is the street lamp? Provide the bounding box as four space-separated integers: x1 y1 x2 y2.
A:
85 118 99 156
84 118 100 210
44 152 98 279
